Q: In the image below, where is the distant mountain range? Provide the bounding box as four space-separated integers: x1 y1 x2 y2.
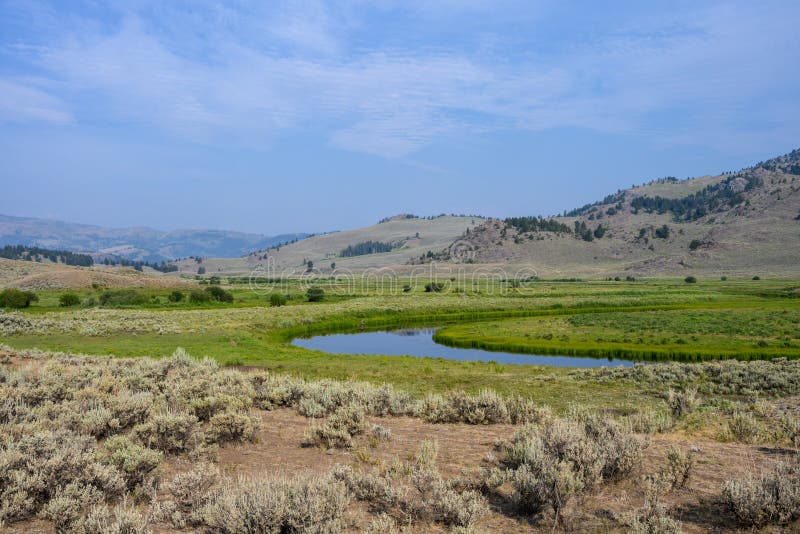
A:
0 214 308 262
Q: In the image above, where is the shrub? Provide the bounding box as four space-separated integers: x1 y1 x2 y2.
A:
167 290 184 302
102 435 163 489
99 289 148 307
684 276 697 284
73 501 149 534
206 411 258 444
628 476 682 534
205 286 234 303
721 462 800 526
59 292 81 307
133 411 198 453
504 414 645 516
664 446 693 489
0 288 37 308
728 411 760 443
424 282 445 293
306 286 325 302
305 404 367 448
199 475 349 533
666 388 699 418
269 292 287 307
162 463 219 526
752 275 761 280
189 290 211 303
688 239 701 251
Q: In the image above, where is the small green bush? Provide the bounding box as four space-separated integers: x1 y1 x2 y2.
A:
99 289 148 307
205 286 234 303
306 286 325 302
59 292 81 307
269 293 287 307
0 288 37 308
167 290 184 302
684 276 697 284
189 290 211 303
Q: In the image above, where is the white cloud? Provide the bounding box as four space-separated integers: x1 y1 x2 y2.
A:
5 1 798 156
0 78 72 124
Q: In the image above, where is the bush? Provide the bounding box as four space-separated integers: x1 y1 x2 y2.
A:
666 388 699 418
504 414 645 516
205 286 234 303
752 275 761 280
0 288 37 308
728 411 760 443
269 293 287 307
207 411 258 444
721 462 800 526
99 289 148 307
102 435 162 489
305 404 366 448
424 282 445 293
664 446 693 489
306 286 325 302
59 292 81 307
199 475 349 533
167 290 184 302
133 411 198 453
684 276 697 284
688 239 701 250
189 290 211 303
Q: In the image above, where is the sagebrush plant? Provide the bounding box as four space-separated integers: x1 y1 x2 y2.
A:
721 460 800 526
503 412 645 516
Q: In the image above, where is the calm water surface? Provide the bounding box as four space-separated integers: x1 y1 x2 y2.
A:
292 328 634 368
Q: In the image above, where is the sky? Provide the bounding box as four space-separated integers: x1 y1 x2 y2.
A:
1 1 799 235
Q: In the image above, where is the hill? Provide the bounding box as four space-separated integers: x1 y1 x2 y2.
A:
444 149 800 277
0 258 193 290
0 214 307 262
172 215 485 275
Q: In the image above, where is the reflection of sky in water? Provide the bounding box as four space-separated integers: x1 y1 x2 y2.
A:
293 329 633 368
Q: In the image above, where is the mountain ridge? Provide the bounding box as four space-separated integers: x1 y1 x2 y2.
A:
0 214 308 262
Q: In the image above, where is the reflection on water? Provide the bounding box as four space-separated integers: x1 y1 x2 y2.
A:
292 328 633 368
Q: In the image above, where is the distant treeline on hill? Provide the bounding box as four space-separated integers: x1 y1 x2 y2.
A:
99 257 178 273
340 240 395 257
0 245 94 267
504 216 572 234
378 213 485 224
631 172 762 221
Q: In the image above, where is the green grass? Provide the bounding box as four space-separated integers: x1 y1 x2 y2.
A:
4 278 799 410
434 301 800 362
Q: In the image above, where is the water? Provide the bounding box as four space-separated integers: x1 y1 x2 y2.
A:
292 328 634 368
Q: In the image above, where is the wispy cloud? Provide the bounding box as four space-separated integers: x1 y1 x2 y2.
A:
0 78 71 124
2 1 798 157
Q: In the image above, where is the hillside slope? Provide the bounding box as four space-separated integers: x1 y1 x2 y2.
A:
172 215 484 275
0 258 193 290
449 149 800 277
0 215 307 262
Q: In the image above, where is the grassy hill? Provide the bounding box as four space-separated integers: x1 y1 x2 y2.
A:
172 215 484 275
0 258 193 290
448 149 800 277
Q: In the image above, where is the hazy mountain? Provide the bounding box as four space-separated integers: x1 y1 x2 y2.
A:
0 215 308 262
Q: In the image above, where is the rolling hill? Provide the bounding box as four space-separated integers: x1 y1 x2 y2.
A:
447 149 800 277
0 214 307 262
171 215 485 275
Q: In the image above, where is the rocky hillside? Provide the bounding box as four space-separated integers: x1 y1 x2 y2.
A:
442 149 800 277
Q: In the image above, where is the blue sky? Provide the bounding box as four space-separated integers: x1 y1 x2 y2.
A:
1 1 798 235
